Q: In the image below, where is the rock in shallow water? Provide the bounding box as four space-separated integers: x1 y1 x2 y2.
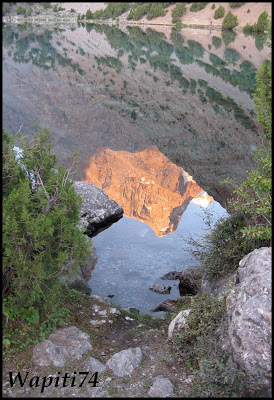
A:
149 284 171 294
74 181 124 237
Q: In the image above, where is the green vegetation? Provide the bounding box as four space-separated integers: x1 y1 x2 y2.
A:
243 11 269 34
3 124 89 321
211 3 215 10
229 2 245 7
222 10 238 30
172 294 251 397
3 2 12 15
184 26 271 280
212 35 222 49
189 3 207 12
86 9 92 20
127 3 173 21
16 5 26 15
171 3 186 23
214 5 225 19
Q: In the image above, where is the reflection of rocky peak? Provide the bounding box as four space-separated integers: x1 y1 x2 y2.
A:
85 146 212 236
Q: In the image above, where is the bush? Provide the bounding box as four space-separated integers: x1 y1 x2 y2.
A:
3 2 12 15
211 3 215 10
189 3 207 12
214 5 225 19
243 11 269 33
86 9 92 19
172 3 186 23
16 5 26 15
222 10 238 30
3 124 89 317
229 2 245 7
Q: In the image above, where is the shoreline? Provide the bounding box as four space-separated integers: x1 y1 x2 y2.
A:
2 16 233 32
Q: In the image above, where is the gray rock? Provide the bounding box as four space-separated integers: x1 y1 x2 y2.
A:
106 347 142 377
148 376 174 397
86 356 106 374
168 309 192 339
74 181 123 237
149 284 171 294
226 247 271 394
202 271 235 300
32 326 92 367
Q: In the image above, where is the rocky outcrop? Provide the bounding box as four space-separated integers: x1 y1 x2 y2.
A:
106 347 142 377
202 272 236 300
148 376 174 397
226 247 272 395
149 284 171 294
32 326 92 368
168 309 192 339
74 181 124 237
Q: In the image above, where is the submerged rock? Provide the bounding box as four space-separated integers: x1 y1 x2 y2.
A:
149 284 171 294
74 181 124 237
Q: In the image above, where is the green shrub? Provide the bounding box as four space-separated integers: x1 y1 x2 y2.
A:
212 35 222 49
243 11 269 33
3 2 12 15
172 3 186 23
222 10 238 30
229 2 245 7
189 2 207 12
211 3 215 10
86 9 92 19
214 5 225 19
16 5 26 15
3 124 89 316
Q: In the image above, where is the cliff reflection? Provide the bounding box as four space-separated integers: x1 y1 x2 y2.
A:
85 146 213 236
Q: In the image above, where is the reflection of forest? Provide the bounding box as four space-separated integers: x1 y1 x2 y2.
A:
2 22 267 207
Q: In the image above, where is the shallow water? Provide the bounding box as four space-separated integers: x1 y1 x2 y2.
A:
91 200 227 313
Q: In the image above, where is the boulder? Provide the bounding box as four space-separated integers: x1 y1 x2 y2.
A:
86 356 106 374
160 270 181 280
32 326 92 368
74 181 124 237
226 247 271 395
149 284 171 294
168 309 192 339
106 347 142 377
148 376 174 397
179 268 200 295
201 271 235 300
150 299 179 313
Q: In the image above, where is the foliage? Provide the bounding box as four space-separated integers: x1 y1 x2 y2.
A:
229 2 245 7
16 5 26 15
172 294 250 397
222 10 238 30
243 11 269 34
211 3 215 10
214 5 225 19
224 48 240 65
212 35 222 49
189 3 207 12
3 2 12 15
171 3 186 23
127 3 172 21
86 9 92 20
3 124 89 318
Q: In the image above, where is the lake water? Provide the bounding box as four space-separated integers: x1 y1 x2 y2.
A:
2 22 268 313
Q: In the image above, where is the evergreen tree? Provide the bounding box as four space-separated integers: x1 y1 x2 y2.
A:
3 124 89 318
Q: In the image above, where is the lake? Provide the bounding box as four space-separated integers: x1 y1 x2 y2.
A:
2 21 268 313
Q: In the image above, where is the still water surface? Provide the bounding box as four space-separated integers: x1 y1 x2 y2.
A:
2 22 267 313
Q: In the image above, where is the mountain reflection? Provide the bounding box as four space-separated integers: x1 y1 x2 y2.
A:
85 146 213 236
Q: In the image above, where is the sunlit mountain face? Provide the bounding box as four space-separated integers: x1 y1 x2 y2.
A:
85 146 213 236
2 23 268 207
